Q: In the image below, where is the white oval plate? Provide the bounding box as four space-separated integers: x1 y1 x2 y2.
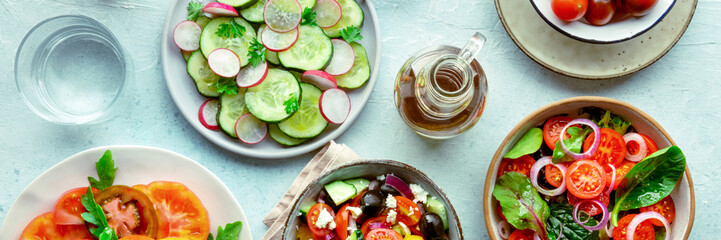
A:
0 145 253 239
161 0 382 159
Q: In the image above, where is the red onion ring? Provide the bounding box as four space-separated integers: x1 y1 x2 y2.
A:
497 220 512 239
627 211 670 240
605 218 614 238
559 119 600 160
385 174 414 198
324 232 336 240
606 164 616 195
369 222 390 230
572 200 609 231
623 133 647 162
530 156 567 196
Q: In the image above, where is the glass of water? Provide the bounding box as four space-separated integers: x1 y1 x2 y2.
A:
15 15 133 125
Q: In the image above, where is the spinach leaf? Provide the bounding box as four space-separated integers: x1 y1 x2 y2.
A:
551 127 592 163
593 110 631 135
493 172 550 239
504 128 543 159
611 146 686 226
546 203 599 240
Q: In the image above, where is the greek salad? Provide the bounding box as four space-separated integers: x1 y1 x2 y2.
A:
296 174 450 240
174 0 371 146
19 150 244 240
492 108 686 240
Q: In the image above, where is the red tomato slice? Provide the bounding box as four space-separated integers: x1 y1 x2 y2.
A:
21 212 93 240
95 185 159 238
366 228 403 240
361 216 388 237
565 160 606 199
53 187 98 225
544 162 571 188
583 128 627 168
640 196 676 226
543 116 574 150
497 155 535 178
612 214 655 240
306 203 335 237
608 160 636 190
394 196 422 226
567 189 610 216
133 181 209 240
119 236 156 240
509 229 535 240
626 133 658 157
335 204 350 240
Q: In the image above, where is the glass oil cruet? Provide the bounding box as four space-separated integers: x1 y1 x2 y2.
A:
394 32 488 139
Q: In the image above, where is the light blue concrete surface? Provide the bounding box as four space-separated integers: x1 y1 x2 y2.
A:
0 0 719 239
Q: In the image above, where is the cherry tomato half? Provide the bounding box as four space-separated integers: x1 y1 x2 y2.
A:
613 214 655 240
626 133 658 157
585 0 616 25
566 160 606 199
366 228 403 240
335 204 350 240
497 155 535 178
95 185 159 238
394 196 422 226
567 189 610 216
609 160 636 190
551 0 589 21
640 196 676 226
509 229 535 240
361 216 388 237
583 128 627 179
306 203 335 237
53 187 98 225
544 162 572 188
20 212 93 240
543 116 574 150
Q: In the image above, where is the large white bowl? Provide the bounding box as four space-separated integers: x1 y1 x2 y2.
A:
530 0 676 43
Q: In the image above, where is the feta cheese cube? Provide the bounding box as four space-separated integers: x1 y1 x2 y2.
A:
385 195 397 208
315 208 336 230
386 209 397 224
409 183 428 203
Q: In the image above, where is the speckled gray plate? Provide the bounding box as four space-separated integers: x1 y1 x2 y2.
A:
496 0 697 79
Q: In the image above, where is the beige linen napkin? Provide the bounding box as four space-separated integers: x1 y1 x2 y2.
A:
262 140 360 240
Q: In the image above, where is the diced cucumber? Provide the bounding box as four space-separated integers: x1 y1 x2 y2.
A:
278 25 332 71
186 51 221 97
200 17 256 67
195 16 211 29
343 178 370 193
218 90 249 138
323 180 357 205
218 0 258 8
322 0 363 38
240 0 266 23
336 42 370 88
426 197 449 230
350 230 362 240
299 201 316 217
269 124 309 146
278 83 328 138
245 68 301 122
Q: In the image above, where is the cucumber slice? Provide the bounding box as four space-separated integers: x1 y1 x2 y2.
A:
322 0 363 38
240 0 266 23
323 180 357 205
187 51 221 97
278 83 328 138
182 50 192 61
200 17 256 67
343 178 370 193
426 197 449 230
269 124 309 146
245 68 301 122
218 90 249 138
278 25 332 71
218 0 258 8
195 16 212 29
336 42 370 88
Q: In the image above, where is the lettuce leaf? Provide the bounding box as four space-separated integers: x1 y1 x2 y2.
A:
493 172 550 239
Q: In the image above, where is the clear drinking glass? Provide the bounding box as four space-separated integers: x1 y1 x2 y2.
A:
15 15 133 125
394 32 488 139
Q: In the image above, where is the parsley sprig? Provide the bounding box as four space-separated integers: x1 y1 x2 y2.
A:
283 93 299 114
88 150 116 190
248 38 266 67
216 20 246 38
213 78 239 95
340 26 363 43
207 221 243 240
301 7 317 26
187 1 204 21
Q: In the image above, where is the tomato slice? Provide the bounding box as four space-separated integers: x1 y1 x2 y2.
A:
361 216 388 237
583 128 627 168
133 181 209 240
497 155 535 178
119 236 155 240
565 160 606 199
543 116 574 150
366 228 403 240
306 203 335 238
335 204 350 240
608 160 636 190
626 133 658 157
21 212 93 240
53 187 98 225
567 189 609 216
544 162 571 188
508 229 535 240
393 196 422 226
640 196 676 226
612 214 655 240
94 185 159 238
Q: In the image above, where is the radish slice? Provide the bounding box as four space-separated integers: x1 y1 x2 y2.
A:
207 48 241 78
202 2 239 17
319 88 350 124
260 26 299 52
235 113 268 144
173 21 202 51
236 61 269 88
623 133 647 162
324 39 355 76
264 0 302 33
315 0 342 28
302 70 337 90
198 99 220 130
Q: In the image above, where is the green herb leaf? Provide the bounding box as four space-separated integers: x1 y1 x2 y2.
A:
594 110 631 135
216 221 243 240
301 7 317 26
546 203 599 240
551 127 592 164
81 187 118 240
504 128 543 159
493 172 550 240
247 38 266 67
611 146 686 226
88 150 116 190
187 1 204 21
213 78 239 95
340 26 363 43
216 19 246 38
283 93 299 114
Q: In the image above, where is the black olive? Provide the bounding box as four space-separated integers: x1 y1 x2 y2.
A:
320 189 338 209
379 183 399 196
368 180 381 191
360 190 384 217
419 213 444 240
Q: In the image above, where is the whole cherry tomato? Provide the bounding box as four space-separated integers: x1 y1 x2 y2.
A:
552 0 589 21
585 0 616 25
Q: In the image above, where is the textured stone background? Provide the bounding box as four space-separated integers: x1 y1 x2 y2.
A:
0 0 718 238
